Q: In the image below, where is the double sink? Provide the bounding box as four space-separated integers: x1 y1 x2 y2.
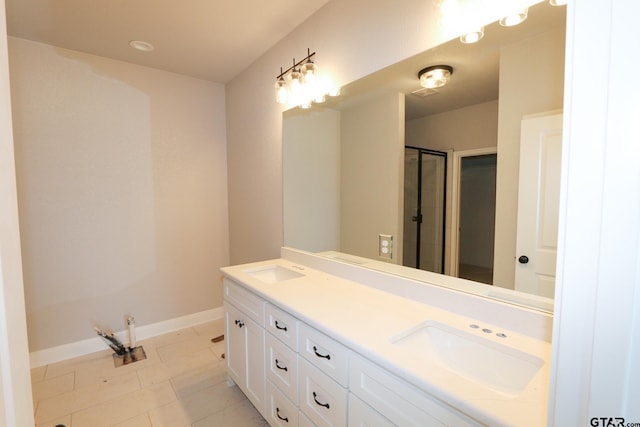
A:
243 264 545 399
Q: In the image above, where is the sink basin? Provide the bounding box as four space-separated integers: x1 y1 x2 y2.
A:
243 265 304 284
390 321 544 396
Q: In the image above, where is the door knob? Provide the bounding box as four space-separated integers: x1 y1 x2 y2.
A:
518 255 529 264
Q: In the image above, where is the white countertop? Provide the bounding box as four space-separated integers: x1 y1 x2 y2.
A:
221 257 551 427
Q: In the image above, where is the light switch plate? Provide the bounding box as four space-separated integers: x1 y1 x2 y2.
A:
378 234 393 259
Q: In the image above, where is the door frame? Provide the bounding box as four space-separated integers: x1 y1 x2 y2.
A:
449 147 498 277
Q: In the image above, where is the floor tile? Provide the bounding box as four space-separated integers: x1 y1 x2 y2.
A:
32 372 75 404
71 382 175 427
173 379 248 422
35 413 71 427
147 400 192 427
31 365 48 384
169 359 227 399
35 371 140 424
192 398 270 427
113 413 152 427
45 348 113 380
74 347 160 390
155 334 216 363
193 319 225 339
136 348 216 388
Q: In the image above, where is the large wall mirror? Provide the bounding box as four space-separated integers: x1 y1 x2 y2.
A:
283 1 566 313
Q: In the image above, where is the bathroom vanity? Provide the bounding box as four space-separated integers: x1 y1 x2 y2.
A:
221 248 552 427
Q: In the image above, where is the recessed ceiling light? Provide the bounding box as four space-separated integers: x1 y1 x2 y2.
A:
129 40 155 52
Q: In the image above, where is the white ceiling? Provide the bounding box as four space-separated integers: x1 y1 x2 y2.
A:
5 0 332 83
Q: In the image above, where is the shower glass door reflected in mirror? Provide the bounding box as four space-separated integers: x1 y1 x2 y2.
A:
403 147 447 273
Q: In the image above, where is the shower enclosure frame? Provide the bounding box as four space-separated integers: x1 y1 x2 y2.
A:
404 146 448 273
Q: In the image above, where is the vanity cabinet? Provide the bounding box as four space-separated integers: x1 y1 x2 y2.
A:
224 275 484 427
224 279 266 417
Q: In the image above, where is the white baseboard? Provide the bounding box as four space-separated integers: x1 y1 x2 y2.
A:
29 307 224 368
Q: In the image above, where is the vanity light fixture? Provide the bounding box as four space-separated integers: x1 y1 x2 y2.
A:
499 8 528 26
460 26 485 44
418 65 453 89
549 0 567 5
274 49 337 108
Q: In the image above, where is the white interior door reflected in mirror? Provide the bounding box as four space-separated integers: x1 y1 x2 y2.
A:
515 112 563 298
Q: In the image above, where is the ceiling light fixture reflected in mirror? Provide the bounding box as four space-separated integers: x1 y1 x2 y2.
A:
128 40 154 52
499 8 528 27
460 26 485 44
418 65 453 89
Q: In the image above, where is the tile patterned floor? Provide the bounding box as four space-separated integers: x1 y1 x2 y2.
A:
31 320 270 427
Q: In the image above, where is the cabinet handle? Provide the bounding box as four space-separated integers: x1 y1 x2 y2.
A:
234 320 244 328
275 320 288 331
312 392 330 409
275 359 288 372
276 407 289 422
312 346 331 360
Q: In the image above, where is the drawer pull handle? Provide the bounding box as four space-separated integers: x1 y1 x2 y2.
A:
313 392 330 409
275 320 288 331
313 346 331 360
234 320 244 328
276 407 289 422
275 359 288 371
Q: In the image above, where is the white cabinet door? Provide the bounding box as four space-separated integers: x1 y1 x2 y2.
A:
515 113 563 297
225 301 266 416
245 315 266 414
225 301 246 386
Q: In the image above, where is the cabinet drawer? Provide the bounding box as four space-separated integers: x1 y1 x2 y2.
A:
348 393 394 427
299 358 347 427
223 278 265 326
349 354 481 427
266 303 299 350
267 379 299 427
299 323 350 387
266 332 299 404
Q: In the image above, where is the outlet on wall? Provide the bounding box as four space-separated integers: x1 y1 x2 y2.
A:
378 234 393 259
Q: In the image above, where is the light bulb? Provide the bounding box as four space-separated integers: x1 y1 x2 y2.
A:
288 68 303 106
302 60 316 83
460 27 484 44
499 8 528 27
274 77 288 105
